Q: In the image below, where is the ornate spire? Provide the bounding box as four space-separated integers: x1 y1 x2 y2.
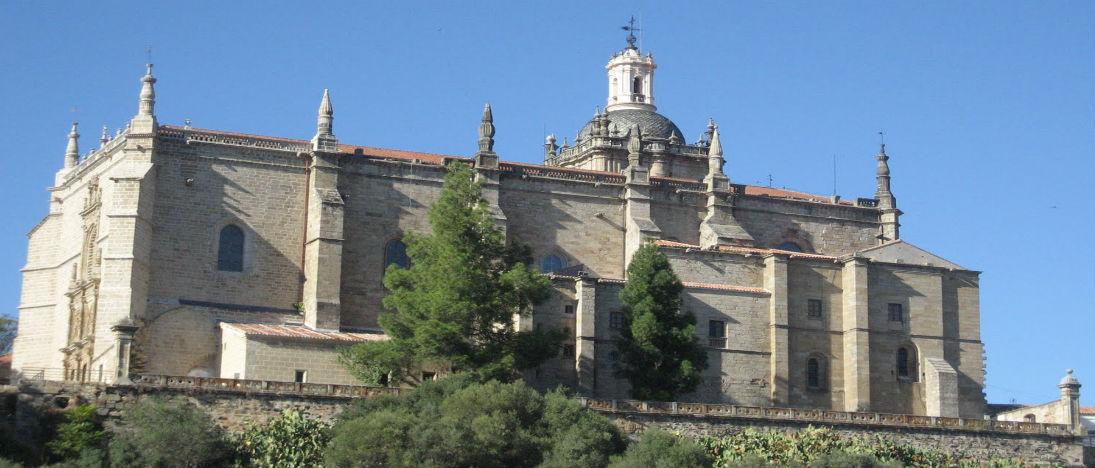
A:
544 134 558 162
311 89 339 152
622 16 640 51
627 125 642 164
708 123 724 176
64 122 79 169
130 63 158 132
317 88 334 136
138 64 156 117
478 103 495 154
875 143 891 196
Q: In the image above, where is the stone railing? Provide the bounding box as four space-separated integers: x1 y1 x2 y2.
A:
578 398 1075 437
158 127 311 153
650 177 707 192
500 163 625 185
132 374 400 398
855 197 879 208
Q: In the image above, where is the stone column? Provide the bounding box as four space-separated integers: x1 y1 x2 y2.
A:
765 255 790 405
302 152 344 331
111 320 138 384
840 257 871 412
575 276 598 395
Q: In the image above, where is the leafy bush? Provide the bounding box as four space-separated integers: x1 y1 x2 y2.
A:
698 426 1026 468
107 398 231 468
607 429 711 468
45 405 104 462
236 409 329 468
326 376 625 468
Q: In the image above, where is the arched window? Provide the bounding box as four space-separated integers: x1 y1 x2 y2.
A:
1023 414 1036 423
632 77 643 94
217 225 244 272
385 239 409 270
807 358 820 388
897 347 910 378
776 241 804 253
540 254 566 274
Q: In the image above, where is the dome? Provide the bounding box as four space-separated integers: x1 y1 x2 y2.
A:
578 109 683 141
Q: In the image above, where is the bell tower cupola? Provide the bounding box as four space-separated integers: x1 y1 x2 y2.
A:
605 17 656 112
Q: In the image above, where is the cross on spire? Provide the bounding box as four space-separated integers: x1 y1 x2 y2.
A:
621 16 640 50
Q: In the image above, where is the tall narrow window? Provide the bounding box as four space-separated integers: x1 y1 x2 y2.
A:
540 254 566 274
385 239 409 270
888 303 904 323
632 77 643 94
294 370 307 383
217 225 244 272
609 311 626 330
896 347 910 378
807 358 821 389
708 320 727 349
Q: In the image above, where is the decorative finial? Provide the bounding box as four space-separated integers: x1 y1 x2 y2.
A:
878 130 886 155
544 134 558 161
708 123 726 178
64 122 80 169
478 103 495 153
317 88 334 136
627 125 642 163
100 125 109 148
131 61 158 132
621 16 640 50
311 88 338 152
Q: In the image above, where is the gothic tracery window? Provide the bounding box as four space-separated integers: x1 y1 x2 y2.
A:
217 224 245 272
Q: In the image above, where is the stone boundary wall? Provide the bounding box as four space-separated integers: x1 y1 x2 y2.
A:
583 402 1084 466
5 379 1085 465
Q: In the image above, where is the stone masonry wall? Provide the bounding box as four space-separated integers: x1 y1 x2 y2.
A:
601 409 1084 466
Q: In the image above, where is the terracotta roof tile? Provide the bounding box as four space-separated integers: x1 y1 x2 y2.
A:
221 323 387 343
158 126 860 206
0 353 11 365
1081 406 1095 415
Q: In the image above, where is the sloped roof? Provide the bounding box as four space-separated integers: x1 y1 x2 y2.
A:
220 323 387 343
855 240 968 271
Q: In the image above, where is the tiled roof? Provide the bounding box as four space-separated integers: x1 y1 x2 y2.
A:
0 353 11 366
158 126 857 206
655 239 837 260
1081 406 1095 415
220 323 387 343
597 277 768 295
743 185 853 205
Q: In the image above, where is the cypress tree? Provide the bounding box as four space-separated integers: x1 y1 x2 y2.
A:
613 243 707 401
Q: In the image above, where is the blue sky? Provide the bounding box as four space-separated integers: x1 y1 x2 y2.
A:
1 1 1091 405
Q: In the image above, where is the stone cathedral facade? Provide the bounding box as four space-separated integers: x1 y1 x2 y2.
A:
13 39 986 418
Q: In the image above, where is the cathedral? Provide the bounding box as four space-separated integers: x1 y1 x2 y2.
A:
12 35 986 418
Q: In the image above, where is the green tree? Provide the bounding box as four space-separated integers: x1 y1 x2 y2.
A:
340 162 562 383
613 243 707 401
45 405 104 462
0 315 16 355
107 398 231 468
608 429 712 468
236 410 329 468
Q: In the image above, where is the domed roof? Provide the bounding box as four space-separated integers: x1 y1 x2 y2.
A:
577 109 683 141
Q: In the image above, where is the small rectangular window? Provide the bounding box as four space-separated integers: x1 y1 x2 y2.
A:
708 320 727 349
294 370 307 383
807 299 823 319
609 311 625 330
564 304 574 315
422 372 436 381
888 303 904 322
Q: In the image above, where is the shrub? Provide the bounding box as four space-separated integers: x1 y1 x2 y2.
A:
326 376 626 468
608 429 712 468
236 409 329 468
107 398 231 468
45 405 104 462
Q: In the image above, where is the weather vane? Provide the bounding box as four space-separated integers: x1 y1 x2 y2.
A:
621 16 640 50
